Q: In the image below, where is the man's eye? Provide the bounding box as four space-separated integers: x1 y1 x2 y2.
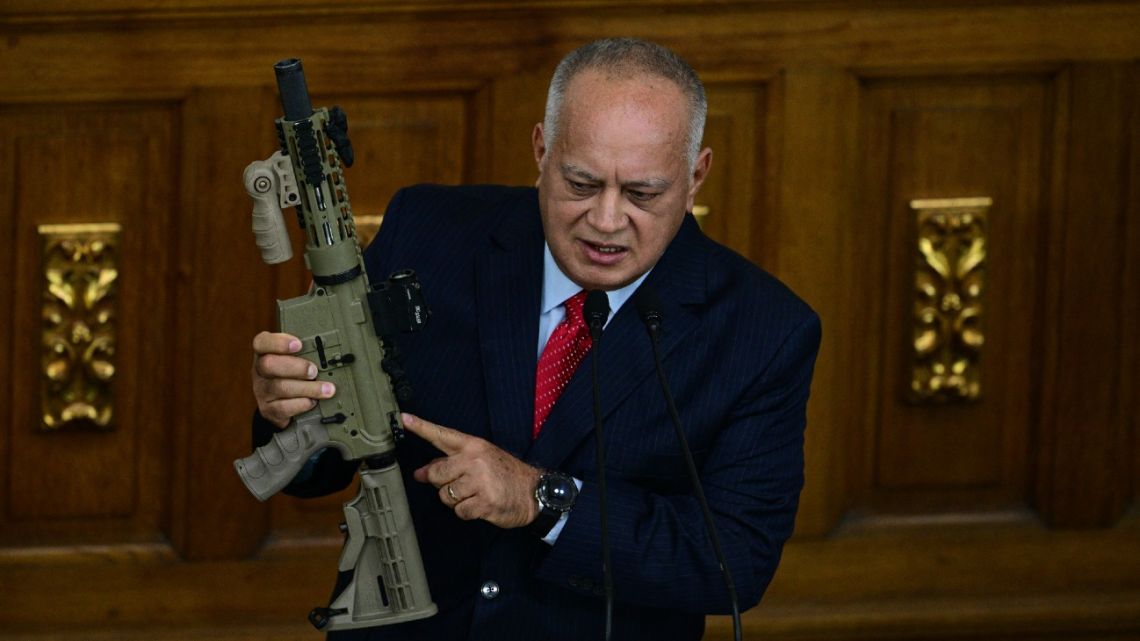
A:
568 180 593 193
627 190 658 202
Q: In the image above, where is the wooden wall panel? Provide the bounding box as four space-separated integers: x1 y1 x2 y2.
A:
0 103 176 547
1128 63 1140 511
697 82 769 261
485 68 550 186
310 92 473 215
169 86 280 561
0 3 1137 640
774 66 861 536
0 121 13 545
1037 64 1135 528
855 76 1049 517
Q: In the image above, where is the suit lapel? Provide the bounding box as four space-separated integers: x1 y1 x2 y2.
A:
526 215 708 470
475 192 544 459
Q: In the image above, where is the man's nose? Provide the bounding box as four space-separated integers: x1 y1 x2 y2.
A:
587 187 626 234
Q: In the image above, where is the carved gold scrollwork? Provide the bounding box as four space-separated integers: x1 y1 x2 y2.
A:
39 223 120 431
909 198 990 403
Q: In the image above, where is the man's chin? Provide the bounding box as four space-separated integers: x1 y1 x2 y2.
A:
567 267 637 292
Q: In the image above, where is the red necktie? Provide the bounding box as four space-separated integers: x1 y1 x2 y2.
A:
533 291 593 438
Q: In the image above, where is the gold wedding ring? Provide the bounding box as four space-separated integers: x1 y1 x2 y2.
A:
447 484 458 502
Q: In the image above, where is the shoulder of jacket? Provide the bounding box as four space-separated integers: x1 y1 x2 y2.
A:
702 239 818 327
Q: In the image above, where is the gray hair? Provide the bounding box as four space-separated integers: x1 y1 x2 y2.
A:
542 38 707 170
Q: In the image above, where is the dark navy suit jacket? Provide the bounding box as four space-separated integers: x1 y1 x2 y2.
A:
255 184 820 640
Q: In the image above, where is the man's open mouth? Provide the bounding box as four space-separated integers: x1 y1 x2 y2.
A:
584 241 626 254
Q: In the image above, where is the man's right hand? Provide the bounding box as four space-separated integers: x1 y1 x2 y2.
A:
252 331 336 428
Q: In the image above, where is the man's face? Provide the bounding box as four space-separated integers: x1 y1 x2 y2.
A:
533 69 712 291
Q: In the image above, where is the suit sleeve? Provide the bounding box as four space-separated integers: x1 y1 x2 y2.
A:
532 311 821 613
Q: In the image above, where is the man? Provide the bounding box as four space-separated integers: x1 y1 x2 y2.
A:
251 38 820 640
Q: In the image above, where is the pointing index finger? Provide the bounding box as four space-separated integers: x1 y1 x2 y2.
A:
402 413 467 455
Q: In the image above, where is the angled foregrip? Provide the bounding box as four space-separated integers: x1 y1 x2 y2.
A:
234 412 331 501
243 155 294 265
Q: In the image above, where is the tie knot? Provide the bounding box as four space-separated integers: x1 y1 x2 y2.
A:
562 290 589 327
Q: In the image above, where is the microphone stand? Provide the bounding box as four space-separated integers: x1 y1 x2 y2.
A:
583 290 614 641
635 288 742 641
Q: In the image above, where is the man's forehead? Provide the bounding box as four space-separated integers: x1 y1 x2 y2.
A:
556 86 688 155
569 76 679 119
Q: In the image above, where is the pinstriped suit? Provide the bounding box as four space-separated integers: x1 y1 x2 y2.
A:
255 183 820 640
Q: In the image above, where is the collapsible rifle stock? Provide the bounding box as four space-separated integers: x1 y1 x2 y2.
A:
234 58 437 631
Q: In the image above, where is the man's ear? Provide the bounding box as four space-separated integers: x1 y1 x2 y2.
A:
686 147 713 211
532 123 548 171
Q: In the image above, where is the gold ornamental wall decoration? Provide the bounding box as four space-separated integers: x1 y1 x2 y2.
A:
908 198 991 403
39 223 120 431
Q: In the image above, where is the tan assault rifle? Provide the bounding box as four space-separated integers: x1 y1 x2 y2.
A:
234 58 437 632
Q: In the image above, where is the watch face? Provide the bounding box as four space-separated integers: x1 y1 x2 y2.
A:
539 473 578 512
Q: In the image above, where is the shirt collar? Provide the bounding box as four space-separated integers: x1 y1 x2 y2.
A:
541 243 651 320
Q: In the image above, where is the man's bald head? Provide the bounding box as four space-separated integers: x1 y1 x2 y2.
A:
542 38 707 172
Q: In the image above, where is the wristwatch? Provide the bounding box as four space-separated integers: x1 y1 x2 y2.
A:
528 470 578 538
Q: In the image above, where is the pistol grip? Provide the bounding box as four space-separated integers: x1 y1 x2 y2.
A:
234 413 330 501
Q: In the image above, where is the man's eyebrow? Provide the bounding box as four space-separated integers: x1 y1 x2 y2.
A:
560 164 600 182
560 164 671 190
622 178 671 190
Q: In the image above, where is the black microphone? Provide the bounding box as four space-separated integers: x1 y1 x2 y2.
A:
581 290 614 641
584 290 609 340
634 288 663 334
633 287 743 641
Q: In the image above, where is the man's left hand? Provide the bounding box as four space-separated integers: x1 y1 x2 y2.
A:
403 413 541 529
